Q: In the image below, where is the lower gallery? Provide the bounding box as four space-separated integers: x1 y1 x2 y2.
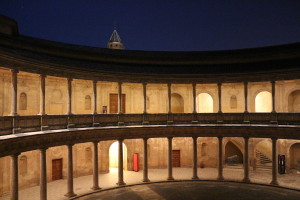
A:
0 15 300 199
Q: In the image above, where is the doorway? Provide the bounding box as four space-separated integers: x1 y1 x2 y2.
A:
109 94 126 113
172 150 180 167
52 159 63 180
109 141 127 169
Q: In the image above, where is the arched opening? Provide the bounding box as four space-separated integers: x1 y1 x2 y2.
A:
19 92 27 110
288 90 300 112
255 140 272 168
225 141 243 164
171 93 184 113
19 155 28 175
109 141 127 170
230 95 237 109
196 93 213 113
255 91 272 112
289 143 300 170
85 95 91 110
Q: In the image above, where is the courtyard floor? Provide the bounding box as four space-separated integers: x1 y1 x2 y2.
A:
1 167 300 200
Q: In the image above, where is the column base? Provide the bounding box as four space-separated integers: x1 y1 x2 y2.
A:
167 121 173 125
142 121 149 125
118 122 125 126
191 121 198 124
217 176 224 181
116 181 126 186
167 177 175 181
192 176 199 180
91 186 101 191
270 180 279 185
64 192 77 198
93 123 100 127
142 178 150 183
242 177 250 183
67 124 75 128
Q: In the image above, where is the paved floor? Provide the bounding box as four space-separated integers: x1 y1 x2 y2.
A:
78 181 300 200
1 167 300 200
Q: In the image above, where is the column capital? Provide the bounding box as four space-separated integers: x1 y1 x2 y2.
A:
10 69 19 74
192 136 198 140
92 140 100 145
118 138 124 142
39 147 48 152
142 82 147 86
143 137 149 141
10 152 20 158
271 137 278 141
217 82 222 86
244 136 249 140
39 73 46 78
244 81 248 85
167 136 173 140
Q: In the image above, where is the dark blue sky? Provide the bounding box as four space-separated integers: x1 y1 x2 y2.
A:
0 0 300 51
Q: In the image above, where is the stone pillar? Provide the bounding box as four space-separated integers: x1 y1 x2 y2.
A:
168 83 172 113
192 84 197 113
65 144 76 197
217 137 224 180
93 80 97 115
118 82 123 114
167 137 174 180
143 138 150 182
39 74 46 115
10 153 19 200
117 139 126 185
243 137 250 183
244 82 248 113
270 138 278 185
10 69 18 116
143 83 147 114
67 78 73 115
271 81 276 113
91 141 100 190
192 136 199 180
40 148 47 200
218 83 222 113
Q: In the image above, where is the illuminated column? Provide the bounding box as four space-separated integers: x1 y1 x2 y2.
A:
244 82 248 113
270 138 278 185
93 80 97 114
39 74 46 115
67 78 73 115
10 153 19 200
192 136 199 180
192 84 197 113
143 83 147 114
10 69 18 116
218 83 222 113
243 137 250 182
143 138 150 182
65 144 76 197
91 141 100 190
167 137 174 180
118 82 123 114
40 148 47 200
117 139 126 185
168 83 172 113
217 136 224 180
271 81 276 113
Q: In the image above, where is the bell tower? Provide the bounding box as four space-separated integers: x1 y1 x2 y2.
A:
107 29 124 50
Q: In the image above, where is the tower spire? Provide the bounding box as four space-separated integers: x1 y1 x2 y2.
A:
107 27 124 50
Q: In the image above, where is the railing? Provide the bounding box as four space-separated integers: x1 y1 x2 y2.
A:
1 112 300 136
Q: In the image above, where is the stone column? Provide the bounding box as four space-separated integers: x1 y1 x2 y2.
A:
217 137 224 180
91 141 100 190
168 83 172 113
143 138 150 182
40 148 47 200
39 74 46 115
218 83 222 113
65 144 76 197
271 81 276 113
143 83 147 114
117 139 126 185
192 136 199 180
192 84 197 113
244 82 248 113
10 69 18 116
270 138 278 185
67 78 73 115
10 153 19 200
167 137 174 180
118 82 123 114
93 80 97 115
243 137 250 183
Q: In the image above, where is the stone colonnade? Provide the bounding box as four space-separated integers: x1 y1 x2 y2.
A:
9 69 277 116
8 136 279 200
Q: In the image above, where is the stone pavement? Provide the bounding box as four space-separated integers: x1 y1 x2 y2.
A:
1 167 300 200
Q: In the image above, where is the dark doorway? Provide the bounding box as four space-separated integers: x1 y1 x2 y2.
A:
109 94 126 113
52 159 63 180
172 150 180 167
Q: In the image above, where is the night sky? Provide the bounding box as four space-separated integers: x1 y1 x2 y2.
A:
0 0 300 51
